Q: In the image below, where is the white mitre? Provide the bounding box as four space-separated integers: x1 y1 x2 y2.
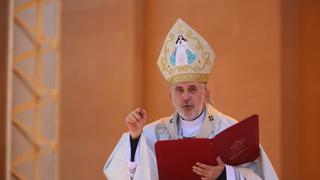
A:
157 18 216 85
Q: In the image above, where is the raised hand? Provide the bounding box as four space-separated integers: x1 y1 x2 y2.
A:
125 108 147 139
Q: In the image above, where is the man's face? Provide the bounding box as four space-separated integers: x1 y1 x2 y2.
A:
169 82 208 121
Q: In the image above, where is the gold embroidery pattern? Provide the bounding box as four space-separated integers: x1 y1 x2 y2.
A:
160 24 211 76
229 139 248 161
160 33 175 74
186 30 211 71
166 73 209 86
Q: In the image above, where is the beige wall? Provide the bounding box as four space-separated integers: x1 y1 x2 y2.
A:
61 0 143 180
281 0 300 179
60 0 320 180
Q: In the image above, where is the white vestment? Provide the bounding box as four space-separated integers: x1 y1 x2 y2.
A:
103 104 278 180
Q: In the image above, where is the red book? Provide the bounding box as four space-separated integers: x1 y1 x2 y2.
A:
155 114 259 180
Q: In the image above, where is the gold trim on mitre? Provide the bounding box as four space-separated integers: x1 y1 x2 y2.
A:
166 73 209 86
157 18 215 85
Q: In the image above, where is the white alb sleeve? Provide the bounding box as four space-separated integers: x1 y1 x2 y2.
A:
127 136 140 179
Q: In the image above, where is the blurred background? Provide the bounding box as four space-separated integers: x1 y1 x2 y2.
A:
1 0 320 179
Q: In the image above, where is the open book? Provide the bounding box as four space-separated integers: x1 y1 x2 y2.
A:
155 114 259 180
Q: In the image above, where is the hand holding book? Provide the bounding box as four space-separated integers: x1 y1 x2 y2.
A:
155 114 259 180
